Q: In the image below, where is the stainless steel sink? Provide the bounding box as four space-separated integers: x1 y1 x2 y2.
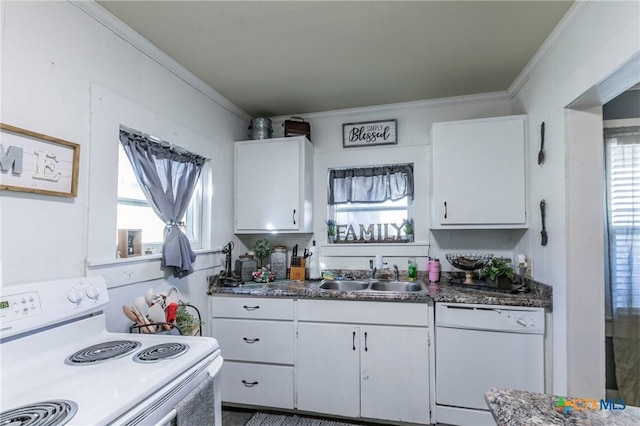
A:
369 280 423 292
319 280 370 291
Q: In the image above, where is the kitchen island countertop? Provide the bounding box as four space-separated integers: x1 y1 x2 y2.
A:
485 387 640 426
207 276 552 309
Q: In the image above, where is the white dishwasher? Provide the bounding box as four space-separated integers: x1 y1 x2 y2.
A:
435 302 545 426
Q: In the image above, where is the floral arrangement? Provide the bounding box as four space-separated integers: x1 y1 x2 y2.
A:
325 219 337 236
252 270 275 283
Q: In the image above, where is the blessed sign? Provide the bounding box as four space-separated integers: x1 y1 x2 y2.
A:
343 119 397 148
0 123 80 197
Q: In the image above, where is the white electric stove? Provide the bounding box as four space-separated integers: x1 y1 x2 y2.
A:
0 276 222 426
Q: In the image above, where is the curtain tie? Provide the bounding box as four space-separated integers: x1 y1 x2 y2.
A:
166 220 186 228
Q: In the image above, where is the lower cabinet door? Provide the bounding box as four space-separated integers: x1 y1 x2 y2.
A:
360 325 430 424
221 361 294 409
296 323 360 417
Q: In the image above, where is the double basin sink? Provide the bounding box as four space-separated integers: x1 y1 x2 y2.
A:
319 279 424 293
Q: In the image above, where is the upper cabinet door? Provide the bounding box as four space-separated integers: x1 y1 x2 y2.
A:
431 115 528 229
234 136 313 233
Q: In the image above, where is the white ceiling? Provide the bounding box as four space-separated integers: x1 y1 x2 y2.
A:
97 1 574 117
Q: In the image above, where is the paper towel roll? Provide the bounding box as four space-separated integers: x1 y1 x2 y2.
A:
375 255 384 270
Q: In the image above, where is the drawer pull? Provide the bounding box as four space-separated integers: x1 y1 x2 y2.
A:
242 380 259 387
243 305 260 311
243 337 260 344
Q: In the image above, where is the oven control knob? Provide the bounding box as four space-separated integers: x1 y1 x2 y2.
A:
85 284 101 301
67 288 84 304
516 318 527 327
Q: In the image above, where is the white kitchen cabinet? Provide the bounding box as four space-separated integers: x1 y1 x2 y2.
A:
296 323 360 417
234 136 313 233
431 115 527 228
296 300 431 424
211 296 294 409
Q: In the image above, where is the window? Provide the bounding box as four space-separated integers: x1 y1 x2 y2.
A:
605 126 640 314
329 164 413 242
117 144 203 252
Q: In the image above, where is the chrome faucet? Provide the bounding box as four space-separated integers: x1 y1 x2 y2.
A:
368 259 377 279
393 264 400 281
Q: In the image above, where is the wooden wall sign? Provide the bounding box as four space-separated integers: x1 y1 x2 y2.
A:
0 123 80 197
343 119 397 148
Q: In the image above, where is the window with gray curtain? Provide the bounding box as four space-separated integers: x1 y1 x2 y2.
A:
119 128 206 278
328 164 414 205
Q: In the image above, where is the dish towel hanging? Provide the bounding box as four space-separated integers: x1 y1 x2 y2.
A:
174 376 216 425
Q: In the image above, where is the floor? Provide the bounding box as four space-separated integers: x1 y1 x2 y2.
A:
221 407 255 426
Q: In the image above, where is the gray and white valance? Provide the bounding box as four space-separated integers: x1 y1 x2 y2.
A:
328 164 413 205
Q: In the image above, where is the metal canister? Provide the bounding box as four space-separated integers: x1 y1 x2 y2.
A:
270 246 288 280
248 117 273 140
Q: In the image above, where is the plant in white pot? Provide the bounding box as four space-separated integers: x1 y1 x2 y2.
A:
479 257 515 289
402 218 415 242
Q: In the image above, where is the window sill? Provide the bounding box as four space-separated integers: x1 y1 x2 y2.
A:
320 242 430 257
87 248 219 268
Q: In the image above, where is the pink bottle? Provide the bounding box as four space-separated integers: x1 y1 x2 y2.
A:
428 258 441 283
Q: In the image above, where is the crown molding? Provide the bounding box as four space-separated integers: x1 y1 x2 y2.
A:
69 0 252 122
507 0 594 98
269 91 511 122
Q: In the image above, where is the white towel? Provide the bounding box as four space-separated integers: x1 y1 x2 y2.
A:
175 376 216 425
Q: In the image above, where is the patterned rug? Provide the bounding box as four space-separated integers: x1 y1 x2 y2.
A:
245 412 365 426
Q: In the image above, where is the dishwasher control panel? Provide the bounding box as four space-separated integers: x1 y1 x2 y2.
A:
435 303 545 334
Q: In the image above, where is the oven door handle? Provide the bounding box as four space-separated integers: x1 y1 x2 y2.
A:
207 355 224 377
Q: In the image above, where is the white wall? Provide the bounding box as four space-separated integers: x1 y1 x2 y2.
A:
270 94 517 273
510 1 640 397
0 1 248 332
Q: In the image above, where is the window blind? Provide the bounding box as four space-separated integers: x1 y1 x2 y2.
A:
605 126 640 314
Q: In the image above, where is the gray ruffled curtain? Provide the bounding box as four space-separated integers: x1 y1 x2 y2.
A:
605 126 640 406
120 129 206 278
329 164 413 205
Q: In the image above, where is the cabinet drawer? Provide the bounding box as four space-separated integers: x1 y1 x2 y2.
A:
221 361 294 409
211 296 293 320
298 299 428 327
212 319 294 364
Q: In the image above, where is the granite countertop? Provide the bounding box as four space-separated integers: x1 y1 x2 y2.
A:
207 272 552 309
485 388 640 426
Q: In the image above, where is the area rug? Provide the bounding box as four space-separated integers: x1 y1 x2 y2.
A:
245 412 365 426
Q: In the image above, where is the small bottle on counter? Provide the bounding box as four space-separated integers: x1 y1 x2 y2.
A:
407 258 417 281
429 258 441 283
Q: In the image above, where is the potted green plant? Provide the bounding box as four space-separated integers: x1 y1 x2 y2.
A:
175 303 203 336
402 218 415 242
254 239 271 268
326 219 337 243
479 257 515 289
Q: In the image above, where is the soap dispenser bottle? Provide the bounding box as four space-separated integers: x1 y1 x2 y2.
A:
407 258 417 281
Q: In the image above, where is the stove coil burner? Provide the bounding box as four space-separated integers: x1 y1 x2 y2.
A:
0 400 78 426
134 343 189 363
65 340 141 365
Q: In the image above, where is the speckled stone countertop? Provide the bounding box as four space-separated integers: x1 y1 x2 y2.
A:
485 388 640 425
207 271 552 309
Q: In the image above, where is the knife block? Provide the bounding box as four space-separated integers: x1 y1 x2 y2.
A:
290 258 306 281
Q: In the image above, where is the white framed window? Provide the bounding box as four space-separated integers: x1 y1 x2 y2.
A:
605 125 640 315
328 164 414 242
116 144 203 252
